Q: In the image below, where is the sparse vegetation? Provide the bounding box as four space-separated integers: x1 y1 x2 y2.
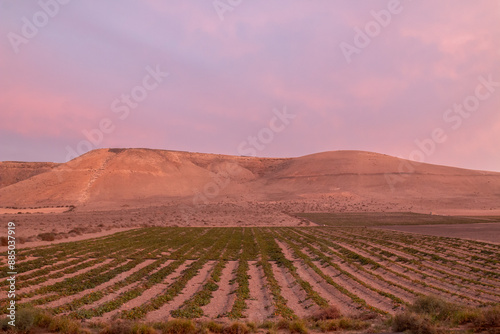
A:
393 295 500 334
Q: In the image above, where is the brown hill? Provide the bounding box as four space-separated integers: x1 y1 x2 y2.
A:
0 148 499 214
0 161 60 189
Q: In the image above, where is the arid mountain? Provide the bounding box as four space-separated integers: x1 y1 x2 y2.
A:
0 148 499 214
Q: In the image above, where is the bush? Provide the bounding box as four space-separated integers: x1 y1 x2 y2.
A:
276 319 291 330
317 317 369 332
48 316 81 334
410 295 458 321
0 317 11 332
287 320 308 334
33 309 52 328
132 323 157 334
311 306 342 321
245 322 257 332
259 321 275 330
472 305 500 331
38 232 56 241
452 308 481 325
100 320 133 334
392 312 436 334
159 319 196 334
205 321 224 333
16 308 36 333
223 322 249 334
273 319 308 334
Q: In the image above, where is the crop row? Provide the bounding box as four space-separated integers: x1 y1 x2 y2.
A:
2 226 498 322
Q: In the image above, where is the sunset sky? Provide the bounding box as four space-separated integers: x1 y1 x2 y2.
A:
1 0 499 171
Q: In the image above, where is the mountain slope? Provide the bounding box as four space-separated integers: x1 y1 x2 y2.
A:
0 161 60 189
0 148 499 213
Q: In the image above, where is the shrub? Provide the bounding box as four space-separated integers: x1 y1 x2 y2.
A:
68 228 85 235
392 312 436 334
48 316 81 334
100 320 133 334
452 308 481 325
276 319 291 330
160 319 196 334
223 322 249 334
16 308 36 333
288 320 308 334
259 321 275 330
206 321 224 333
410 295 459 321
246 322 257 332
0 317 11 332
38 232 56 241
132 323 157 334
317 317 369 332
311 306 342 321
353 311 378 321
472 305 500 331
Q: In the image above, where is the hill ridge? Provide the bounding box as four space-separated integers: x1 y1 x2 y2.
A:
0 148 499 214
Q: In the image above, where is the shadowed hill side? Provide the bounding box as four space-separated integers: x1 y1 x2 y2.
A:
0 148 499 214
0 161 60 189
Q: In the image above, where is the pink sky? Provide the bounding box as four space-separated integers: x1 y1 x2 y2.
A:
1 0 499 172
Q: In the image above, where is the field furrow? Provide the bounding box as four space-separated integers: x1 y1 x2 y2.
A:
2 224 498 329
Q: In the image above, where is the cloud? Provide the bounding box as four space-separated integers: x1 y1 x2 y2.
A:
0 0 499 171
